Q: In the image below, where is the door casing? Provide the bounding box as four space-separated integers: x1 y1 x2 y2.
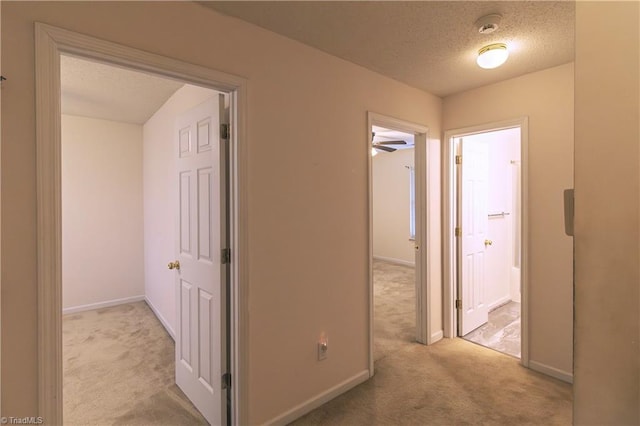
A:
35 23 249 425
443 118 529 367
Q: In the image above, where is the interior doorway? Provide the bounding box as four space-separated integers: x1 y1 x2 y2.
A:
370 125 417 363
367 112 434 375
60 54 229 424
35 23 247 425
455 128 522 358
443 119 529 365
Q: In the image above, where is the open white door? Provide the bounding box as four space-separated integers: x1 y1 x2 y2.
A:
173 97 227 425
459 138 490 335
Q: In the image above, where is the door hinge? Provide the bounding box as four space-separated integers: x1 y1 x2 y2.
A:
222 372 232 389
455 155 462 165
221 248 231 264
220 123 230 140
455 299 462 310
455 227 462 237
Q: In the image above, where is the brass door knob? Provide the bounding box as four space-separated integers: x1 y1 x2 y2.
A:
168 260 180 270
484 240 493 247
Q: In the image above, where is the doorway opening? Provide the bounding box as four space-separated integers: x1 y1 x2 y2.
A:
443 119 529 365
60 54 227 424
371 125 417 363
367 112 435 375
36 23 248 425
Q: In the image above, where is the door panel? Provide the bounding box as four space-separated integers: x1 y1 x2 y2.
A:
180 279 193 370
180 172 192 255
459 139 490 336
174 97 226 425
198 288 214 392
198 168 213 261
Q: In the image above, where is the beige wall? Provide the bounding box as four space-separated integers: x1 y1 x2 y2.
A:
0 2 441 422
574 2 639 424
62 115 144 310
443 63 574 379
372 148 415 265
143 84 218 338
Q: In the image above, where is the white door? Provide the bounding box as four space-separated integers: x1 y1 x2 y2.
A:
459 138 490 335
173 97 227 425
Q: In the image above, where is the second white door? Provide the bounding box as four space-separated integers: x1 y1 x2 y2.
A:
459 138 490 335
173 96 227 425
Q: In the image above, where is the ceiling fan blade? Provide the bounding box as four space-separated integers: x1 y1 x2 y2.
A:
374 140 407 145
374 145 396 153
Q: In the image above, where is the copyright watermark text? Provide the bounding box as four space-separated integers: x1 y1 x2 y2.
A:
0 417 44 425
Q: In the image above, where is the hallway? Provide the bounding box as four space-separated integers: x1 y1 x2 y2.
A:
291 261 571 425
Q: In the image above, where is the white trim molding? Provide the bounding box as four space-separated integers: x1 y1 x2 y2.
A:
35 23 249 425
145 297 176 340
442 117 530 368
62 295 145 315
488 296 513 313
373 255 415 267
264 370 370 426
529 361 573 384
430 330 444 343
367 112 436 377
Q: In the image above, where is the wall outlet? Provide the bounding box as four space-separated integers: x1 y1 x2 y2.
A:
317 334 328 361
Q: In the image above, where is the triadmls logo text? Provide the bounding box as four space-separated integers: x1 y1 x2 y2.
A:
1 417 44 425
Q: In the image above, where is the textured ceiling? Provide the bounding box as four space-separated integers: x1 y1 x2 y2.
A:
61 55 184 124
202 1 575 97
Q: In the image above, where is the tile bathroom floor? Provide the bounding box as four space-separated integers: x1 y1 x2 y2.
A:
463 301 521 358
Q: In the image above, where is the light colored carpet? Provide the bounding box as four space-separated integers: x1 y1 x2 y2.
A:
290 260 572 425
63 301 208 425
373 259 416 362
64 265 572 425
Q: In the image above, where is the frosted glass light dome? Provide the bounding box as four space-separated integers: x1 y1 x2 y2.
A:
477 43 509 69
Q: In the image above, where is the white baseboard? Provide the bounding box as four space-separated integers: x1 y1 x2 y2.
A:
264 370 370 426
145 297 175 340
430 330 444 344
529 360 573 384
488 296 512 312
373 255 415 267
63 295 145 315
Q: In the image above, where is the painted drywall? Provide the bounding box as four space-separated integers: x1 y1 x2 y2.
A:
574 2 639 424
0 3 442 422
372 148 415 265
443 63 574 378
143 84 219 338
61 115 144 310
463 129 520 311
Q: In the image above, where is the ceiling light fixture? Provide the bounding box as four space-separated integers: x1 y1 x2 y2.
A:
477 43 509 69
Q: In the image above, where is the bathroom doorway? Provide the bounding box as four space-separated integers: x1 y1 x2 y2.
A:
443 119 528 362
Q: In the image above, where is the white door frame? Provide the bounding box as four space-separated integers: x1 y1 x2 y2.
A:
35 23 249 425
367 112 435 375
443 117 529 367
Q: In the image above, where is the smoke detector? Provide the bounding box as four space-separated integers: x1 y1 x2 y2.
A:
475 14 502 34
